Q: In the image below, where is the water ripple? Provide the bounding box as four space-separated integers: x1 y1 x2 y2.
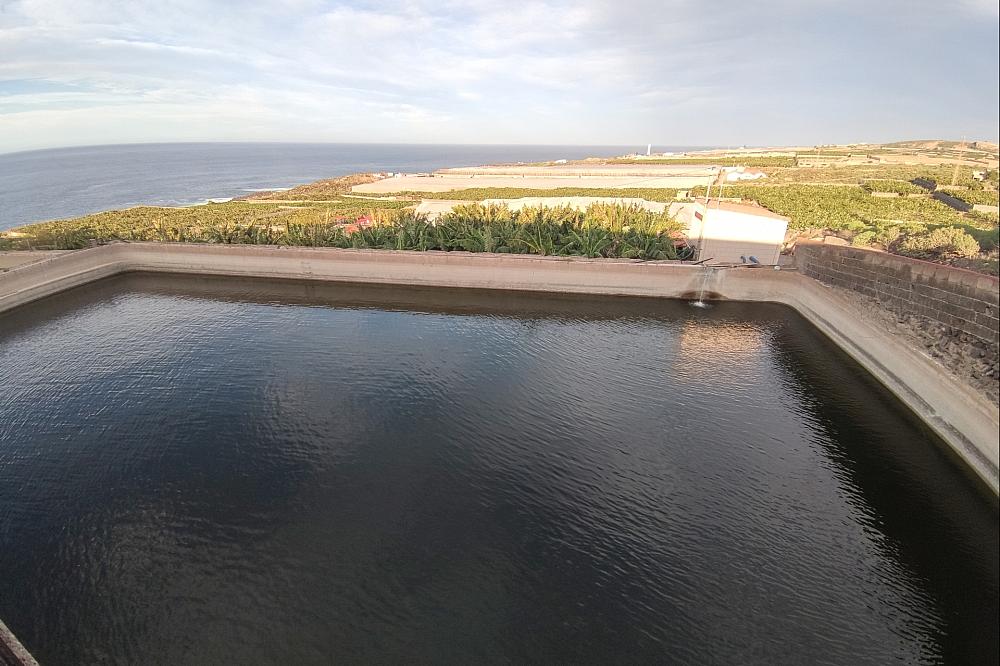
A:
0 274 996 665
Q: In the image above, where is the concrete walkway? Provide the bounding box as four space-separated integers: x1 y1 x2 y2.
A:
0 250 70 271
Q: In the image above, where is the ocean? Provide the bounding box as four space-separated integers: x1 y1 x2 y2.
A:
0 143 676 231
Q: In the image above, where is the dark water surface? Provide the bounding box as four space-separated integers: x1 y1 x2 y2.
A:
0 275 996 665
0 142 662 230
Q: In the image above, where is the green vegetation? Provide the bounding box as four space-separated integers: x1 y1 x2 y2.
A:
792 151 855 157
969 210 1000 226
898 226 982 259
848 219 993 257
960 213 1000 254
965 224 1000 252
884 140 965 149
248 173 379 200
1 202 690 260
860 180 925 195
940 188 1000 207
0 200 410 250
920 168 990 190
5 157 997 274
759 164 984 186
692 184 964 230
387 187 679 202
691 182 998 273
610 156 796 167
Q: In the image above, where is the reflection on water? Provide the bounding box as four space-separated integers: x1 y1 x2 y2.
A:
0 273 996 665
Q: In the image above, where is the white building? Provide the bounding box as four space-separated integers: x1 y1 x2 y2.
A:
682 199 789 265
723 167 768 182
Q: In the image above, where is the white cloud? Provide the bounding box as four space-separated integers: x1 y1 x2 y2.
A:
91 38 229 58
0 0 997 152
959 0 1000 17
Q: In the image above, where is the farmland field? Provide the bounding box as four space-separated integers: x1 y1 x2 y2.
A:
0 202 690 261
3 154 998 274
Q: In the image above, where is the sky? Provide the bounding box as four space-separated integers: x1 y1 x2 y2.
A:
0 0 998 153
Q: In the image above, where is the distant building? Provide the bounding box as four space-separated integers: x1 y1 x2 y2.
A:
724 167 768 182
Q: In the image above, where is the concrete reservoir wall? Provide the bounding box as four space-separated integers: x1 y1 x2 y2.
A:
0 243 997 495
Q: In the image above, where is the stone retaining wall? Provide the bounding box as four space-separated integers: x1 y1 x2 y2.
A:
794 241 999 351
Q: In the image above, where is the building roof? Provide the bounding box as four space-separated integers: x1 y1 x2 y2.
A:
695 197 790 221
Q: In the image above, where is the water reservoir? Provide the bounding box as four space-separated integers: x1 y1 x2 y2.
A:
0 273 996 664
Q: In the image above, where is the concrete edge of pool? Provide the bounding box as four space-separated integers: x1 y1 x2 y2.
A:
1 242 997 500
0 618 39 666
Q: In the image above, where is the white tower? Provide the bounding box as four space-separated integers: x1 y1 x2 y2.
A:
646 143 652 156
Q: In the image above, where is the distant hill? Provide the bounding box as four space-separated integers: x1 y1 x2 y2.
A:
884 139 998 152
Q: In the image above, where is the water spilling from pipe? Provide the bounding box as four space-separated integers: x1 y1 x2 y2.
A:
690 265 713 308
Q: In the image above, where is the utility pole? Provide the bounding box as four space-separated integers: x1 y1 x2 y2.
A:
696 173 715 261
951 136 966 186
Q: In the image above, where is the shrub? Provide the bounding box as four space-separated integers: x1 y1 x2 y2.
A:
969 226 1000 252
898 227 982 259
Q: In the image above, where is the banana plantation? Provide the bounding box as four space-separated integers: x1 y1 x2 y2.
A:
1 202 691 261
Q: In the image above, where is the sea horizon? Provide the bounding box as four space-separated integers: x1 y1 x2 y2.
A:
3 140 718 158
0 142 711 231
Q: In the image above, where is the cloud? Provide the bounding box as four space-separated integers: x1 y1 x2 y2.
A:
0 0 997 152
960 0 1000 17
91 38 229 58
